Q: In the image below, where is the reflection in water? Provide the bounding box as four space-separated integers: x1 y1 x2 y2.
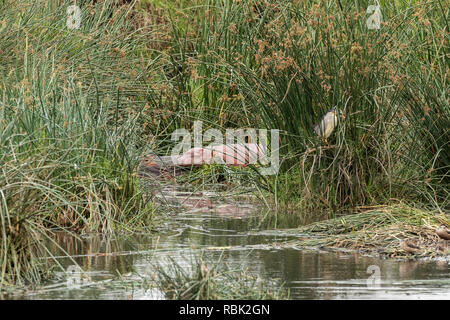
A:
8 188 450 300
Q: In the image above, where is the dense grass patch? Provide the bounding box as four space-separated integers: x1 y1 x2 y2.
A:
152 254 289 299
283 204 450 258
0 0 158 287
146 0 449 214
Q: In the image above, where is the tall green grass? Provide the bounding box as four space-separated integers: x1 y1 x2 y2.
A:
150 0 449 213
0 0 158 288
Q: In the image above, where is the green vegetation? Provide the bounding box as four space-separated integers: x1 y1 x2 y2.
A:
0 0 156 288
146 0 448 213
0 0 448 292
152 254 288 299
277 204 450 258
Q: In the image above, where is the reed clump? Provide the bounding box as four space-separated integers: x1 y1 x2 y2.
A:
0 0 157 288
284 204 450 258
152 255 288 300
147 0 448 215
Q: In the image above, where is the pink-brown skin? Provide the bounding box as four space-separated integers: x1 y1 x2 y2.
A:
173 143 264 167
141 144 266 211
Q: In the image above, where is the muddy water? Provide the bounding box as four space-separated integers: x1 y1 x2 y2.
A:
10 187 450 300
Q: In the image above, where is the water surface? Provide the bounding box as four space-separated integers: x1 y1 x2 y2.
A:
8 187 450 300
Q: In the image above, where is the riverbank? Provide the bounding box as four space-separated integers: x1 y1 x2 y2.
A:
264 205 450 260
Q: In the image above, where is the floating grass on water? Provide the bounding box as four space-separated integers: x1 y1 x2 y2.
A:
151 253 289 300
277 205 450 259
